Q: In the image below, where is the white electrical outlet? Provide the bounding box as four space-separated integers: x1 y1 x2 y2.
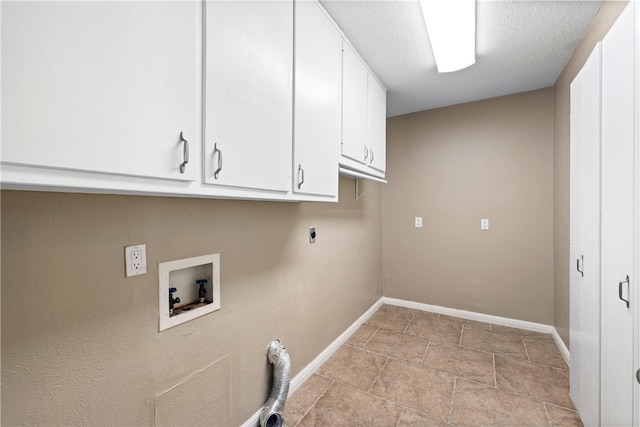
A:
125 244 147 277
415 217 423 228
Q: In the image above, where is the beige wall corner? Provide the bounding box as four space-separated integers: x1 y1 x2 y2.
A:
383 88 554 324
0 177 383 425
552 0 629 348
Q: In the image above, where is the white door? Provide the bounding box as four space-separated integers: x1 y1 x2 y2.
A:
569 43 602 427
367 77 387 174
204 1 292 192
600 3 635 425
341 42 369 165
293 1 341 197
1 1 198 181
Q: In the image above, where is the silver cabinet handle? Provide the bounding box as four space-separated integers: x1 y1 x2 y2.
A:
297 164 304 189
577 255 584 277
213 143 222 179
370 150 375 164
636 369 640 385
179 132 189 174
364 146 369 162
618 275 630 308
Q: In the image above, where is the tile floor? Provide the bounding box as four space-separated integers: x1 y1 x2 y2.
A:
284 304 583 426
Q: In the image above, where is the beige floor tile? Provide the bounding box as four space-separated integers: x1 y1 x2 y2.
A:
397 408 451 426
396 306 440 319
286 305 581 426
451 378 550 426
461 326 528 359
545 402 584 427
439 314 492 330
491 324 551 337
297 382 403 427
423 341 495 386
495 355 574 409
317 346 387 391
524 335 568 369
370 358 454 421
345 324 378 349
406 316 463 345
284 374 333 426
364 329 429 364
366 306 413 332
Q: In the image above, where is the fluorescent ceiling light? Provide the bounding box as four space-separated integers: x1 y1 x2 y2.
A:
419 0 476 73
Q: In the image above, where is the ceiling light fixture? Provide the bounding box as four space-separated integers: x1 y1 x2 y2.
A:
419 0 476 73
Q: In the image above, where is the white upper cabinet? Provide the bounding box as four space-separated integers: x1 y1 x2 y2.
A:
292 1 342 198
341 42 370 166
203 1 293 193
1 1 198 182
1 0 382 200
367 77 387 174
340 41 387 180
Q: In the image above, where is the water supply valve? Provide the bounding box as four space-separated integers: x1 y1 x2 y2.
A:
169 287 180 316
197 279 208 303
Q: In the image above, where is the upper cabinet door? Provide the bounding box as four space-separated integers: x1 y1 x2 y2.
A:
293 1 342 197
367 77 387 173
1 1 198 181
341 42 369 165
204 1 293 193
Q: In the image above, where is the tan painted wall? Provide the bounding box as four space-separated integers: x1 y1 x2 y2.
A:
552 0 628 347
382 89 554 324
0 177 382 425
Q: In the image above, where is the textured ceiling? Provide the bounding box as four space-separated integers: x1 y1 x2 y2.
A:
319 0 605 117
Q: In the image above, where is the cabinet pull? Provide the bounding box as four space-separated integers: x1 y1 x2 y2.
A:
370 150 375 164
618 275 630 308
213 143 222 179
179 132 189 174
577 255 584 277
636 369 640 385
364 146 369 162
297 164 304 189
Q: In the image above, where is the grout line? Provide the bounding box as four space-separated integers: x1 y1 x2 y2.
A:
492 353 497 388
542 402 554 427
522 337 532 362
420 338 432 365
544 401 583 413
394 407 406 427
402 314 415 334
367 357 390 393
293 378 335 427
362 327 380 349
459 324 465 346
447 376 457 424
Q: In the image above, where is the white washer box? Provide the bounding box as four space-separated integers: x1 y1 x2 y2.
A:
158 254 221 331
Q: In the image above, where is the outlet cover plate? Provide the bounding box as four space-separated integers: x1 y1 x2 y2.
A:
125 244 147 277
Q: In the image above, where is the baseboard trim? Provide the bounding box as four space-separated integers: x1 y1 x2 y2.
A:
381 297 570 365
242 296 570 426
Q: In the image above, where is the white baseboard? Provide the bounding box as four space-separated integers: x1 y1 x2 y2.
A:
381 297 570 365
242 297 570 426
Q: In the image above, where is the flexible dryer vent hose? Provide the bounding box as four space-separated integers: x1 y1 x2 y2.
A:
259 339 291 427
